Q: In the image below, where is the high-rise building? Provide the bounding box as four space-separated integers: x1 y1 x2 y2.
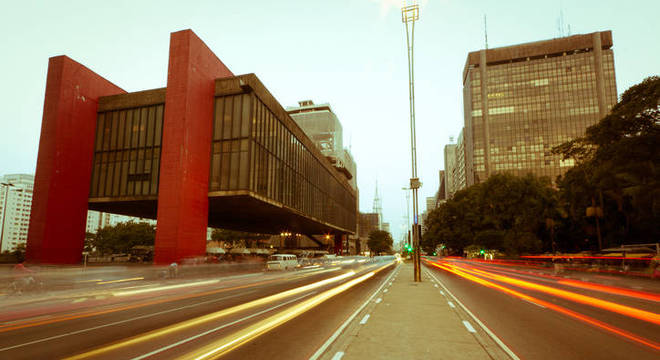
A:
0 174 34 252
443 144 457 197
287 100 357 190
463 31 617 184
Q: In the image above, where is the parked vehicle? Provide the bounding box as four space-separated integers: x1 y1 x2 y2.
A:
266 254 298 271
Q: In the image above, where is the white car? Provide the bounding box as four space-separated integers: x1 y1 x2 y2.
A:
266 254 298 271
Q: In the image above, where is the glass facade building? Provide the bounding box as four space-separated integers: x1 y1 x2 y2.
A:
90 89 165 200
210 74 357 234
463 31 617 184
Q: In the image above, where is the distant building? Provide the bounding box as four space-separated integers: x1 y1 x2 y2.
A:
287 100 357 190
443 144 458 198
382 222 390 234
463 31 617 184
359 213 380 238
0 174 34 252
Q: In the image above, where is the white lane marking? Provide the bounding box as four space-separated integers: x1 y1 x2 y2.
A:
331 352 345 360
359 314 370 325
439 290 445 296
375 298 382 303
0 291 255 352
434 284 439 288
309 263 400 360
383 289 389 293
424 268 521 360
463 320 476 333
389 282 393 286
71 298 87 304
522 298 546 309
131 292 315 360
448 301 456 309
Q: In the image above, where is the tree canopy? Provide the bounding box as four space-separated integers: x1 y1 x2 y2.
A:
422 173 557 256
553 76 660 246
367 230 393 255
89 221 155 255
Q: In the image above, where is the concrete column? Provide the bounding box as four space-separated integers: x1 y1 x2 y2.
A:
27 56 125 264
479 50 491 178
154 30 233 264
593 32 607 119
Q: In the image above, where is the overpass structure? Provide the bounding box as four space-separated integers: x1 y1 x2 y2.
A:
26 30 357 264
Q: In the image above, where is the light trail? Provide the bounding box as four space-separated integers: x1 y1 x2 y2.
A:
425 260 660 351
96 277 144 285
455 259 660 302
64 271 359 359
444 261 660 326
177 267 389 360
0 278 281 333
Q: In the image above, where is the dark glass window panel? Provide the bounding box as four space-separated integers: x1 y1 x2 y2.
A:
241 94 250 138
146 106 155 147
95 113 105 152
220 152 231 191
155 105 163 146
223 97 233 140
120 152 129 196
214 97 224 141
239 151 249 189
110 112 119 150
232 95 242 139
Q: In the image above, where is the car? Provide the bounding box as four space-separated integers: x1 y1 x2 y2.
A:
266 254 298 271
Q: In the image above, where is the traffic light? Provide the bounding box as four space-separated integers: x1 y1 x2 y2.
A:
479 249 485 255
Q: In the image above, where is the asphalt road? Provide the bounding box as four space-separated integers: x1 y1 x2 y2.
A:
0 259 396 360
424 257 660 360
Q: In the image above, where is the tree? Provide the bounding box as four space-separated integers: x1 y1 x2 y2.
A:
367 230 393 255
554 76 660 246
423 173 558 255
91 221 155 255
210 228 268 248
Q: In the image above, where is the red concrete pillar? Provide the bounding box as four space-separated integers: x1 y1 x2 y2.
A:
154 30 233 264
26 56 124 264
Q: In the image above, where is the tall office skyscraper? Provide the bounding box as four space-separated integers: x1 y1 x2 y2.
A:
463 31 617 184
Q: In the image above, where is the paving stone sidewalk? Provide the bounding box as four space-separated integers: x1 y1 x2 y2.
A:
326 262 511 360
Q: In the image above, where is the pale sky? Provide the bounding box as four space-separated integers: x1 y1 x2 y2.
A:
1 0 658 242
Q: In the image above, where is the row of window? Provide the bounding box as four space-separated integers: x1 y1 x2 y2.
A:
90 104 164 198
209 93 356 231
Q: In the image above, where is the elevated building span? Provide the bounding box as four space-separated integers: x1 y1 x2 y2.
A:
27 30 356 265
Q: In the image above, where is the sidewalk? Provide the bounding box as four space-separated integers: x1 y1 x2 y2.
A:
324 262 511 360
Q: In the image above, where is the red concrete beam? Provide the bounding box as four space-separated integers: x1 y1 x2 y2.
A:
27 56 125 264
154 30 233 264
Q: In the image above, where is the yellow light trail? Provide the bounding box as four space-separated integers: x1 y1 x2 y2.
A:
96 277 144 285
179 264 393 360
448 262 660 326
64 271 358 360
425 260 660 351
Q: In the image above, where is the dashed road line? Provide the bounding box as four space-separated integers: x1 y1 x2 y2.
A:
463 320 476 333
375 298 382 304
359 314 370 325
447 301 456 308
331 352 344 360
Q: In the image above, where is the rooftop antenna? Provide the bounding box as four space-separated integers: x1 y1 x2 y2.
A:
484 14 488 49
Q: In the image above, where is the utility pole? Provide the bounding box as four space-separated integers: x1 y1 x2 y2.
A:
402 1 422 282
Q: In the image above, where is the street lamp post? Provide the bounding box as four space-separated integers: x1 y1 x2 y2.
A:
402 2 422 282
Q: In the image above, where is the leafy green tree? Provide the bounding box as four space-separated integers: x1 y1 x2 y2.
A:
367 230 393 255
554 76 660 246
423 173 558 255
210 228 268 248
92 222 155 255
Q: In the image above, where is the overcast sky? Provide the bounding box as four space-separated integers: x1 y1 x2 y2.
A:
1 0 658 242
